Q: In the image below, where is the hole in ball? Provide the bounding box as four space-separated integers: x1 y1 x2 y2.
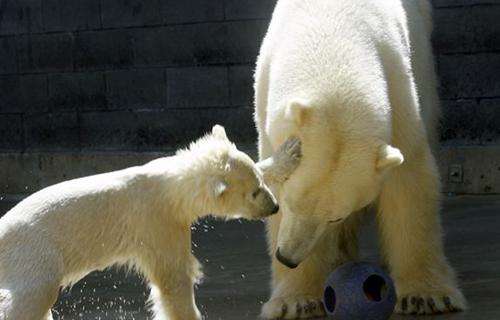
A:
324 286 336 313
363 274 387 302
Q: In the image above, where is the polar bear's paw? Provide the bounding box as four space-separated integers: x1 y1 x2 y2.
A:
395 291 466 315
261 295 325 319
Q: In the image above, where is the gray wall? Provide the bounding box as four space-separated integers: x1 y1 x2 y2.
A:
0 0 499 152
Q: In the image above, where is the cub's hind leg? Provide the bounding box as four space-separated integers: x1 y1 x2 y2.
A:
0 245 62 320
0 275 60 320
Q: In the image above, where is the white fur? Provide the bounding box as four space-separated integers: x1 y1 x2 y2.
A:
254 0 465 318
0 126 299 320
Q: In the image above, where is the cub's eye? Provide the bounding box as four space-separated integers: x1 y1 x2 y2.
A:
252 189 261 199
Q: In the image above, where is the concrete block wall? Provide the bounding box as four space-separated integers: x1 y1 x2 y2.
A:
0 0 499 201
0 0 273 152
433 0 500 144
0 0 499 151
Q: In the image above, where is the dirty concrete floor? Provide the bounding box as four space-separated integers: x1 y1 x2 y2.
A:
13 195 499 319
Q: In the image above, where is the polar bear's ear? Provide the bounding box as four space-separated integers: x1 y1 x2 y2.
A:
376 144 404 171
212 124 228 140
286 99 312 127
212 179 228 198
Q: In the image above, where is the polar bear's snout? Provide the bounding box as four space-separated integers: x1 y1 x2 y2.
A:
275 207 328 268
275 247 298 269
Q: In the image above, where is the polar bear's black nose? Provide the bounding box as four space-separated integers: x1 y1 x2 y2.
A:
271 204 280 214
275 248 298 269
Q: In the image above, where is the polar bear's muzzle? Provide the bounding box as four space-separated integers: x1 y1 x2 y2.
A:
275 207 328 268
275 247 299 269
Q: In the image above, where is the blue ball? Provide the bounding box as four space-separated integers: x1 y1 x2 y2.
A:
323 262 396 320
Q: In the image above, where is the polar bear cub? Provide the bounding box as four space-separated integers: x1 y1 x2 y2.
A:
0 125 301 320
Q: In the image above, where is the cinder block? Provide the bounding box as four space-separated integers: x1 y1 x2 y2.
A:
80 107 256 151
225 0 276 19
80 110 147 150
0 37 17 74
432 0 500 8
100 0 224 28
17 33 74 73
438 145 500 194
437 53 500 99
43 0 101 32
48 72 107 111
0 0 42 35
440 98 500 144
433 6 500 53
24 112 79 150
133 24 227 67
477 98 500 142
167 67 229 108
228 65 254 107
134 20 267 67
0 152 165 196
224 20 268 64
74 30 134 70
0 114 23 150
18 74 49 113
0 76 18 111
0 74 48 113
101 0 163 28
161 0 224 24
0 153 42 195
106 69 166 110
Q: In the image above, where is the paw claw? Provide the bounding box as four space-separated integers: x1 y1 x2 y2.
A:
295 303 302 317
427 297 438 313
396 290 465 315
401 296 408 312
261 295 325 319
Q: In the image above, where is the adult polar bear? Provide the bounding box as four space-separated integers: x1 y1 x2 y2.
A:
254 0 465 318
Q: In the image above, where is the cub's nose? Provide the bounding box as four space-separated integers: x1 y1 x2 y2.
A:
271 204 280 214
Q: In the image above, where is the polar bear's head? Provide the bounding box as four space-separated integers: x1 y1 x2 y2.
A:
186 125 280 220
275 100 404 268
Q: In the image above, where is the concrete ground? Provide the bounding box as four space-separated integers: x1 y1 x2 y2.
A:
4 195 498 319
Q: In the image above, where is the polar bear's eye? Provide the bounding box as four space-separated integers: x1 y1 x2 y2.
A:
328 218 343 224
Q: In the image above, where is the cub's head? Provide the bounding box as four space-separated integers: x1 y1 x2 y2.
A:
187 125 279 220
275 100 404 269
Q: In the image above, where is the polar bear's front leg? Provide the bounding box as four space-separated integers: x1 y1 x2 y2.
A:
377 150 466 315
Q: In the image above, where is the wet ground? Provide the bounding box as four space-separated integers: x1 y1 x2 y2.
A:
14 195 500 319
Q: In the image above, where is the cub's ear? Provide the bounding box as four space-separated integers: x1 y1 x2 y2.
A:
211 124 228 140
286 99 312 127
376 144 404 171
212 179 228 198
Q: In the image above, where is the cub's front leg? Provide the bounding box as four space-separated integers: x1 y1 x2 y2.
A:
142 253 202 320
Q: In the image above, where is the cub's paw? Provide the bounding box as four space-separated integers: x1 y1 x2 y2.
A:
272 137 302 178
279 136 302 162
261 295 325 319
395 291 466 315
